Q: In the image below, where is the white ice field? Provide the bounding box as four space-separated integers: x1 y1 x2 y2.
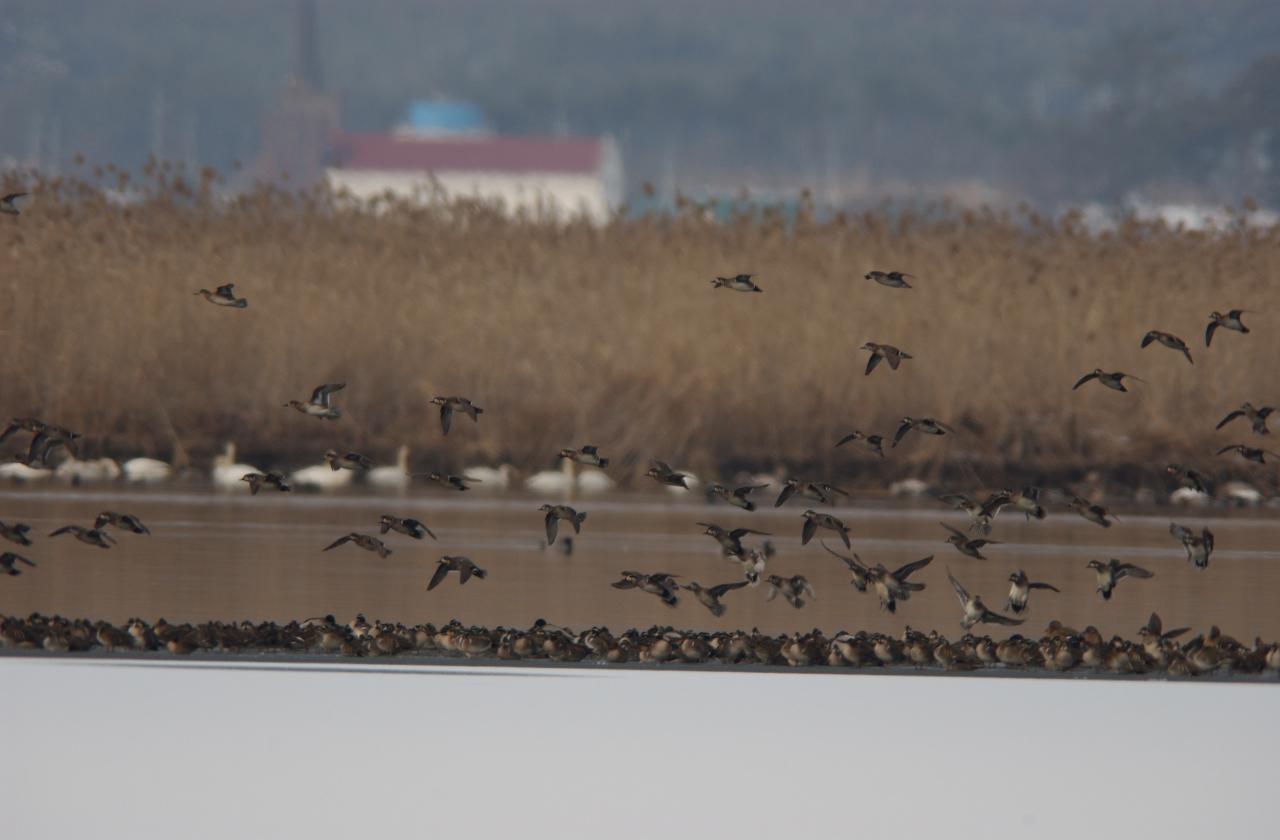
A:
2 657 1274 839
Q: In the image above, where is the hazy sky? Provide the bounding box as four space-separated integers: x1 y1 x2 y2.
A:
3 1 1279 204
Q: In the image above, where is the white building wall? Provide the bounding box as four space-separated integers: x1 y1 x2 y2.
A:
325 168 614 223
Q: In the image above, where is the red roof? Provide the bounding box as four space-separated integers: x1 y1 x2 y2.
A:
330 133 604 174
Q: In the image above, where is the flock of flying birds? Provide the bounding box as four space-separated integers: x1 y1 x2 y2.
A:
0 190 1274 669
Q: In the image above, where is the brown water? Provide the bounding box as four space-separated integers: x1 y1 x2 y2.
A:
1 485 1277 640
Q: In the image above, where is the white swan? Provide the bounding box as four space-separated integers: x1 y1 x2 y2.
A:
367 445 411 492
122 456 173 483
0 461 53 482
524 458 573 495
465 463 514 490
290 458 354 491
211 442 261 490
577 469 616 495
524 458 616 496
55 457 122 483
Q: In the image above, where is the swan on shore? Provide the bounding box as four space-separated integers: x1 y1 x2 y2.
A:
55 457 122 483
465 464 514 490
211 442 261 490
367 445 411 492
0 461 53 482
122 456 173 483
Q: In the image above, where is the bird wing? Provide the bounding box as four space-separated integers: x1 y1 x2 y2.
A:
1140 331 1158 348
729 528 770 539
981 609 1024 626
439 404 453 434
1117 563 1153 579
733 484 767 498
1028 582 1060 592
800 517 816 545
215 284 236 299
427 562 452 591
1072 372 1099 390
581 445 598 455
893 555 933 581
885 350 903 370
544 512 559 545
820 541 866 572
1216 410 1245 429
708 580 750 598
774 484 796 507
49 526 75 537
0 422 21 446
892 420 912 447
458 561 475 584
947 568 970 606
1205 321 1219 346
322 535 353 551
311 382 345 405
835 432 857 447
651 460 674 474
1215 445 1240 456
864 352 882 376
940 521 967 539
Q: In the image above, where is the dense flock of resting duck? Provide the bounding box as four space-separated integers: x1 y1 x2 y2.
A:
1 193 1277 674
2 612 1279 678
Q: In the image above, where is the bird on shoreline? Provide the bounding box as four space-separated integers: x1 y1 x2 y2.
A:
431 396 483 435
1072 369 1145 392
892 417 953 447
559 446 608 468
323 533 391 558
1140 330 1193 364
1005 570 1060 614
324 450 372 471
711 274 763 292
835 431 885 458
379 515 436 541
865 270 913 289
1216 402 1274 436
93 512 150 535
860 342 912 375
941 522 999 560
194 283 248 308
1087 558 1152 600
49 525 116 549
539 504 587 545
1206 309 1250 346
707 482 768 511
801 510 851 549
948 569 1024 629
0 552 35 576
242 471 291 495
682 580 750 617
429 556 487 591
1216 443 1280 465
285 383 344 419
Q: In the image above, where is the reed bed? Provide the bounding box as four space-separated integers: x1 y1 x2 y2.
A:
3 165 1278 489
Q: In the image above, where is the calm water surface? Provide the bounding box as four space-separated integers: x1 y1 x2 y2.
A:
1 485 1278 640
